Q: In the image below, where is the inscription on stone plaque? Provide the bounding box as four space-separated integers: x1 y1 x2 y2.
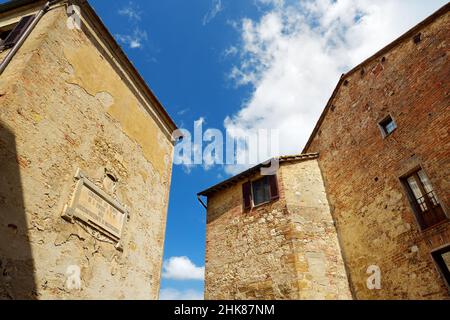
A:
62 169 127 242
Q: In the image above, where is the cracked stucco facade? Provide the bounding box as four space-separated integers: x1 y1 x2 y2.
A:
0 6 173 299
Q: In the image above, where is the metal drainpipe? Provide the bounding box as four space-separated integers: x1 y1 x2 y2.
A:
0 0 60 75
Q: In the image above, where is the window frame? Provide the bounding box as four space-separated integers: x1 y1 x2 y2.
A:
378 114 397 138
431 245 450 290
400 167 448 231
242 175 280 211
0 15 35 51
250 176 272 208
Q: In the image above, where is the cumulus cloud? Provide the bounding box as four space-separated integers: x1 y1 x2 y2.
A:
203 0 224 25
116 28 148 49
224 0 447 175
160 288 204 300
162 256 205 281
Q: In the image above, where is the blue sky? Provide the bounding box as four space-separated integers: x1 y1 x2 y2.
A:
90 0 446 300
3 0 447 300
90 0 262 300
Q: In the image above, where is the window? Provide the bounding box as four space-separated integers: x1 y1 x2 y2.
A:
0 28 11 46
242 175 279 210
413 33 422 44
432 246 450 289
379 115 397 137
252 177 271 206
402 168 447 230
0 15 35 51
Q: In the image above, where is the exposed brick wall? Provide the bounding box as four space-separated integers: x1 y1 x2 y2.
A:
205 160 350 299
305 12 450 299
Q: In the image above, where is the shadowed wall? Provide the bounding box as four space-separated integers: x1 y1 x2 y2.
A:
0 122 37 300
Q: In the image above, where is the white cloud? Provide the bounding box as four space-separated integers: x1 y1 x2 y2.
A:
203 153 215 171
162 256 205 281
116 28 148 49
223 46 238 57
182 163 194 174
224 0 447 175
160 288 204 300
175 117 207 174
177 108 190 116
118 2 142 21
203 0 224 25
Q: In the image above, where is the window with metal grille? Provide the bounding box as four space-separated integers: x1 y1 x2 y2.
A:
432 246 450 289
402 169 447 230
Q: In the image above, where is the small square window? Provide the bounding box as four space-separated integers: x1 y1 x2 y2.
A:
432 246 450 289
379 115 397 137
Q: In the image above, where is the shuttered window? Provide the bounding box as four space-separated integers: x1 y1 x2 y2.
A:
242 181 252 210
0 15 35 50
242 175 279 210
268 175 279 201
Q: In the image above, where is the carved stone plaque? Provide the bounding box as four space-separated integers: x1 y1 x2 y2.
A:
62 169 127 243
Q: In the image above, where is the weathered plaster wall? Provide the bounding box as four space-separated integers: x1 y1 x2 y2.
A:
305 12 450 299
281 161 351 299
205 160 350 300
0 7 173 299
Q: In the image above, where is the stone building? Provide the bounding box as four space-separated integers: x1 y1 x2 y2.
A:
198 154 352 300
0 0 176 299
199 4 449 300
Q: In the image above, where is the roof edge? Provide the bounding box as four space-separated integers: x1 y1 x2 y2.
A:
0 0 44 14
198 153 319 197
76 0 178 135
302 2 450 153
0 0 178 136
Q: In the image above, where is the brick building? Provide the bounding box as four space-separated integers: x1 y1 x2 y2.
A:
0 0 176 299
199 4 450 299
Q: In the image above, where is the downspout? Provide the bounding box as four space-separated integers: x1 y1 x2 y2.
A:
197 195 207 210
0 0 61 75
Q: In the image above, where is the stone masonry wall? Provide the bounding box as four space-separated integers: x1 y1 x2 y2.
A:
205 169 297 300
281 161 351 299
306 12 450 299
205 160 351 299
0 7 173 299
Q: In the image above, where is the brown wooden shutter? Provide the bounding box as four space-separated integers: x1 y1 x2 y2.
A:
242 181 252 210
268 175 279 200
2 15 35 49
